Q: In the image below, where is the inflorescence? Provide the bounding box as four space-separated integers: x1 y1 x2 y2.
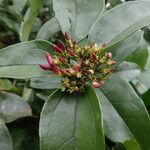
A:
39 33 116 93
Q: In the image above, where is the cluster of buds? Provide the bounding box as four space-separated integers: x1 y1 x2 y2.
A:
39 33 116 93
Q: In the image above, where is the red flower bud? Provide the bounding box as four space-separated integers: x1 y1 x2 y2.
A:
39 64 51 70
68 49 75 57
59 57 66 64
45 52 54 65
58 41 66 50
64 32 70 41
91 53 98 61
105 52 112 58
45 53 59 73
52 45 62 53
92 81 102 88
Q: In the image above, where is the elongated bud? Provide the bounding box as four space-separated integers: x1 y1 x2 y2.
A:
58 41 66 50
45 52 54 65
105 52 112 58
89 69 94 75
91 53 98 61
52 45 62 53
64 32 70 41
68 49 75 57
45 53 59 73
107 60 116 65
50 63 59 73
59 57 66 64
92 81 102 88
39 64 51 70
59 69 67 75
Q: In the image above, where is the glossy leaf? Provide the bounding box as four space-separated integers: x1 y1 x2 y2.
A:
36 17 60 40
0 118 13 150
89 1 150 46
101 74 150 150
40 88 105 150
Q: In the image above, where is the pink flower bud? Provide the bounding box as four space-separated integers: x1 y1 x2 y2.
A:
52 45 62 53
45 53 59 73
64 32 70 41
58 41 66 50
92 81 102 88
91 53 98 61
59 57 66 64
105 52 112 58
45 52 54 65
107 60 116 65
89 69 94 75
39 64 51 70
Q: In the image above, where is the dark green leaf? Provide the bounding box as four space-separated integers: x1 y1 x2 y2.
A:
40 88 105 150
101 74 150 150
0 118 13 150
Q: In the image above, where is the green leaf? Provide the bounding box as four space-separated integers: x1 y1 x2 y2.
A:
95 89 140 150
52 0 76 37
0 6 21 32
13 0 27 12
8 117 39 150
20 0 45 41
0 92 32 123
145 47 150 70
101 74 150 150
0 79 13 91
0 118 13 150
0 40 53 79
75 0 105 41
116 61 141 81
40 88 105 150
36 17 60 40
106 31 143 64
127 38 149 69
30 75 61 89
89 1 150 46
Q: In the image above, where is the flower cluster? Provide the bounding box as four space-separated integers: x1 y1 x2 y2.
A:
40 33 116 93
